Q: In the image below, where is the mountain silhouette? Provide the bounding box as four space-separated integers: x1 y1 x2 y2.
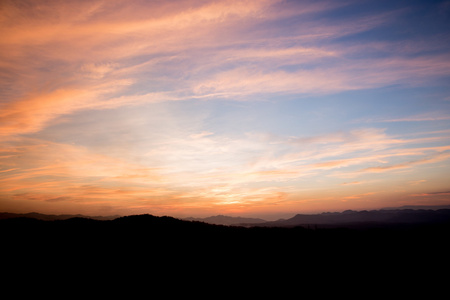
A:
255 209 450 228
184 215 267 225
2 211 450 273
0 212 120 221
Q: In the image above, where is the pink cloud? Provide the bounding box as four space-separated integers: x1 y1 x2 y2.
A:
343 192 376 200
0 82 134 136
412 191 450 197
359 152 450 174
340 181 362 186
2 0 448 142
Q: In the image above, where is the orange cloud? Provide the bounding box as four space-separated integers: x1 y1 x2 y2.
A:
2 0 449 142
0 139 165 195
341 181 362 186
408 180 427 186
0 77 141 137
312 160 351 169
0 0 277 54
343 192 376 200
0 0 283 139
411 191 450 197
0 88 86 136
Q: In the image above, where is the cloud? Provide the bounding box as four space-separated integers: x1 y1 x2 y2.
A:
0 88 91 136
359 152 450 174
1 0 450 215
0 138 165 190
81 62 119 79
45 196 72 203
0 0 277 53
0 168 18 173
192 67 357 98
343 192 375 200
411 191 450 197
379 113 450 123
2 0 450 141
360 164 407 173
245 128 450 182
0 81 134 136
340 181 362 186
190 131 214 139
313 160 353 169
408 180 427 186
0 0 284 138
1 124 449 215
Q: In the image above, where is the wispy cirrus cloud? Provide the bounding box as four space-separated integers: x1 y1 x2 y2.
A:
0 0 280 136
1 124 449 214
412 191 450 197
360 152 450 174
3 0 449 139
340 181 362 186
0 80 141 136
378 113 450 123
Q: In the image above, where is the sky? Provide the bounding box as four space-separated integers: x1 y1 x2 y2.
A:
1 0 450 219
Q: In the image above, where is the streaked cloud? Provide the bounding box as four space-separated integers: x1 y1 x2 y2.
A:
379 113 450 123
359 152 450 174
341 181 362 186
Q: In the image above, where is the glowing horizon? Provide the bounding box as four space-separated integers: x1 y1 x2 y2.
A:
1 0 450 220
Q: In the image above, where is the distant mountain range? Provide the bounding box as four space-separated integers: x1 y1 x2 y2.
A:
380 205 450 210
3 204 450 228
3 211 449 273
184 205 450 227
251 208 450 228
184 215 267 225
0 212 120 221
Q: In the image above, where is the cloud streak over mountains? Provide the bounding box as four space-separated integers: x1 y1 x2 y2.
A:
1 0 450 217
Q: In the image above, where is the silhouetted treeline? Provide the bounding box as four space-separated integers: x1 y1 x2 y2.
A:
3 213 450 253
3 213 450 283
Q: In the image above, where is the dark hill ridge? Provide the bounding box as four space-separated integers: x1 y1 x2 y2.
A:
255 209 450 228
381 204 450 210
2 212 450 263
0 212 120 221
3 211 450 277
184 215 267 225
3 208 450 228
2 209 450 233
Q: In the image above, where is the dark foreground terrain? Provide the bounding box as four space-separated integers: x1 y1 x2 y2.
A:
1 213 448 293
2 214 449 295
3 212 450 252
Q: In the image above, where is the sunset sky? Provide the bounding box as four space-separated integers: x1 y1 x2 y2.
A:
1 0 450 219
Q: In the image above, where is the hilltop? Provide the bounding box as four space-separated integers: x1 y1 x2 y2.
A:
0 212 120 221
2 211 450 269
249 208 450 228
4 207 450 229
184 214 267 225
